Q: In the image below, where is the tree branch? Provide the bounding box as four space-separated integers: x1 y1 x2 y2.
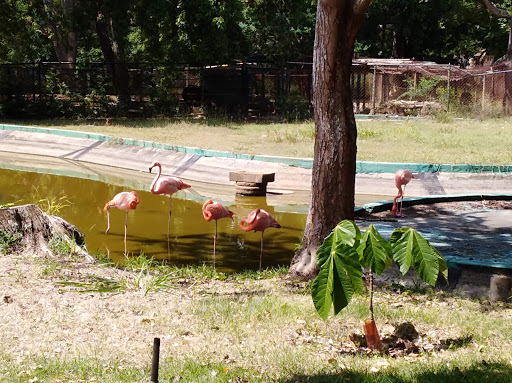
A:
353 0 373 16
479 0 511 19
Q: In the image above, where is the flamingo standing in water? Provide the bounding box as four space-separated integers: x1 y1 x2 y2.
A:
202 200 235 263
239 208 281 270
149 161 191 238
392 170 414 217
104 191 140 254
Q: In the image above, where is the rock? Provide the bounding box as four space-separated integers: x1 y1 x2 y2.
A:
0 204 93 262
489 275 512 302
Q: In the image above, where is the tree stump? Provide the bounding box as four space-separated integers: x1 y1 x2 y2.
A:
0 204 93 261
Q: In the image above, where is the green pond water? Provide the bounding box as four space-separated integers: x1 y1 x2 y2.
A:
0 168 308 272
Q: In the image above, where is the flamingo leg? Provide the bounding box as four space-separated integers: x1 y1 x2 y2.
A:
124 211 128 255
400 185 406 217
259 231 264 271
167 196 172 240
213 219 217 267
105 208 111 234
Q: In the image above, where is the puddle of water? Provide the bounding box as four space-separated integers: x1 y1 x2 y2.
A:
1 168 307 272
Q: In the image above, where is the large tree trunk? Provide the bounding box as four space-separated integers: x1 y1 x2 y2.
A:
36 0 77 70
289 0 371 280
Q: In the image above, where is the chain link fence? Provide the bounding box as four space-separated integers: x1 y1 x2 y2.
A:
1 61 511 119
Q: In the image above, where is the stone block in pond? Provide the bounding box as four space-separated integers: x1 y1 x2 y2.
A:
229 171 275 196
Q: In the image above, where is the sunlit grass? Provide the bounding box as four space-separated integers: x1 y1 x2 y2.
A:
53 252 290 295
4 116 512 164
2 352 511 382
356 118 512 164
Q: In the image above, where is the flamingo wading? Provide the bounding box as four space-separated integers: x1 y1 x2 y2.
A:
202 200 235 263
104 191 140 254
239 208 281 270
392 169 414 217
149 161 191 238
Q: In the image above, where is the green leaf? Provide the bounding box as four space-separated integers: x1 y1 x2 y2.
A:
437 249 449 283
391 228 447 286
333 220 361 248
312 220 363 319
316 220 360 269
358 225 392 275
312 260 334 320
411 230 439 286
390 228 413 275
332 245 364 314
316 231 334 269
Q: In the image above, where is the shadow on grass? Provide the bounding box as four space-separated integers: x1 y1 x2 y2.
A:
279 362 512 383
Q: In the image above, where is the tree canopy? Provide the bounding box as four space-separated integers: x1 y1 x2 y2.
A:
0 0 510 66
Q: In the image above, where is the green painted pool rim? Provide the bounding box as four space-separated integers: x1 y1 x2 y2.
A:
2 123 512 173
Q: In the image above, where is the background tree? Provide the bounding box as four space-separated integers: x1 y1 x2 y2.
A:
134 0 247 66
242 0 316 63
290 0 372 280
0 1 53 63
357 0 506 64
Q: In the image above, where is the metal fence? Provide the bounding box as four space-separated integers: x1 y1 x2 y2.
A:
1 61 511 118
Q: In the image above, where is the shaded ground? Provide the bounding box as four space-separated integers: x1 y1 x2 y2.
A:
357 201 512 300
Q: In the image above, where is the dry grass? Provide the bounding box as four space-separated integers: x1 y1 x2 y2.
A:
356 117 512 164
1 252 512 382
5 116 512 164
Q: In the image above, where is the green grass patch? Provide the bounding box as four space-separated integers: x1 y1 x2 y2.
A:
0 229 22 254
2 353 511 383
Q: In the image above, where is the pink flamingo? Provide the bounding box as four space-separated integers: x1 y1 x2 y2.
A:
392 170 414 217
239 208 281 270
202 200 235 262
104 191 140 254
149 161 191 238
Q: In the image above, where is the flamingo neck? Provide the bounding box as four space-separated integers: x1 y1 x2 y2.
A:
150 164 162 192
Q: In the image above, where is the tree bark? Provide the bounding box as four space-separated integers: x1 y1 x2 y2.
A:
37 0 77 69
289 0 371 280
0 204 92 261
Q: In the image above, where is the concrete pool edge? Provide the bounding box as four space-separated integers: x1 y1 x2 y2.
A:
2 123 512 174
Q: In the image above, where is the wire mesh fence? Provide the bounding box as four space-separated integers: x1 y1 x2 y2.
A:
351 60 512 117
1 61 511 119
